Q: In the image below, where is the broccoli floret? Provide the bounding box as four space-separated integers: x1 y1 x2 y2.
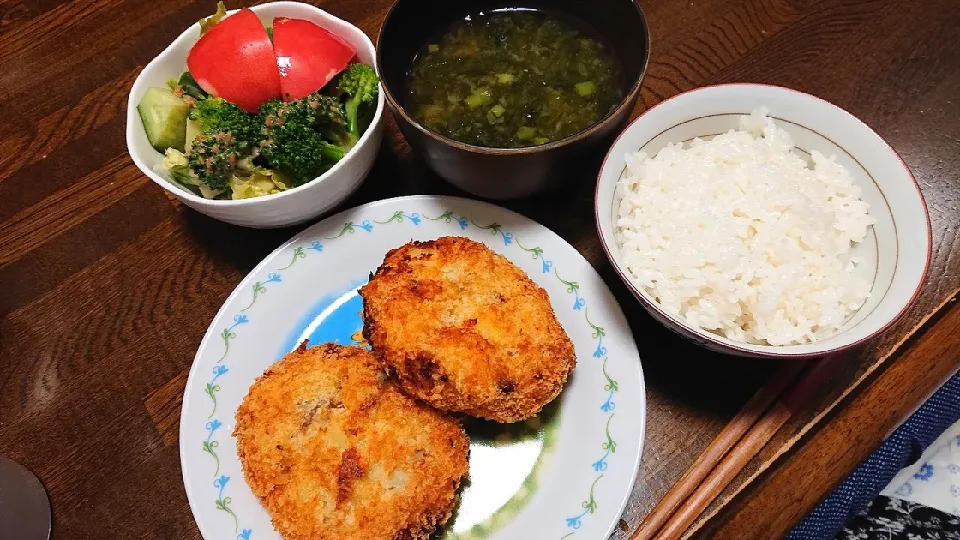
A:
190 97 258 147
188 131 241 192
256 98 329 185
256 98 284 125
329 63 379 144
303 93 352 148
260 130 327 186
319 140 345 163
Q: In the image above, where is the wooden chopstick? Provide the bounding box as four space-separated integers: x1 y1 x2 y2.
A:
631 360 808 540
644 354 847 540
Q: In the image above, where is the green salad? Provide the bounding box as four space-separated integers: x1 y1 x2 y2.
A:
138 63 379 200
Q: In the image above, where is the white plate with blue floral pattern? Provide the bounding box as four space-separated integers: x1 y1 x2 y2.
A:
180 195 645 540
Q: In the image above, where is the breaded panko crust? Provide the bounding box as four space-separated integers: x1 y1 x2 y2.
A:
233 344 470 540
360 236 576 423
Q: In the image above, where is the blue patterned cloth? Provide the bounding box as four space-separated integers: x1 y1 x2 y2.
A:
787 369 960 540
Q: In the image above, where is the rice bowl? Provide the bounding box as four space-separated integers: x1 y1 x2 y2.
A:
595 83 931 358
615 109 876 346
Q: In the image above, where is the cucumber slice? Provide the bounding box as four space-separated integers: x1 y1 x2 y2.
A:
137 87 190 152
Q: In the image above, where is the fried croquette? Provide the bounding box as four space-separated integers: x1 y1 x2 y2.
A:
360 236 576 423
233 343 470 540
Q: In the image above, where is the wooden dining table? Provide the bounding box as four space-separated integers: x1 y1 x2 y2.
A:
1 0 958 538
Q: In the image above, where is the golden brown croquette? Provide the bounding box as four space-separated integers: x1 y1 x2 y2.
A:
234 344 470 540
360 236 576 423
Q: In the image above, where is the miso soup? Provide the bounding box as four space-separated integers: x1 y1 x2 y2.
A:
405 9 625 148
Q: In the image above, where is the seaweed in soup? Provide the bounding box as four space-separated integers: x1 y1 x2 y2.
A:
405 9 624 148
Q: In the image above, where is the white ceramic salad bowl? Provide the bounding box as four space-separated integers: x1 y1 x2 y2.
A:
125 2 385 228
595 84 931 359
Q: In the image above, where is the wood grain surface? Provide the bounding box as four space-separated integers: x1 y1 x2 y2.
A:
1 0 957 539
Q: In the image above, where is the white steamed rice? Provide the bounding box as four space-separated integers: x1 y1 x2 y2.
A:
615 109 876 346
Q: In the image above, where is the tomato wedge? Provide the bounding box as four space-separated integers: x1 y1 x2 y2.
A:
272 17 356 101
187 8 281 113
